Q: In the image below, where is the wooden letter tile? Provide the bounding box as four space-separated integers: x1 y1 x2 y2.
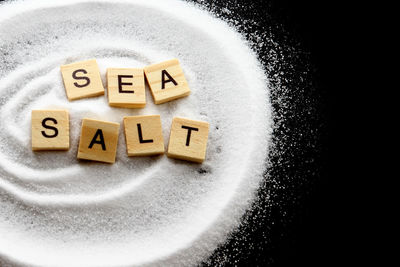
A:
61 59 105 101
167 117 209 163
31 110 70 151
106 68 146 108
123 115 164 156
77 118 120 163
144 59 191 104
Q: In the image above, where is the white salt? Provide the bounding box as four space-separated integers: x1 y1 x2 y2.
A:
0 0 271 266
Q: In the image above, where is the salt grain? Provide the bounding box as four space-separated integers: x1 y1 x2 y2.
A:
0 0 271 266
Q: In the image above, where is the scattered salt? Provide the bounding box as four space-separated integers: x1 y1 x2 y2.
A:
0 0 271 266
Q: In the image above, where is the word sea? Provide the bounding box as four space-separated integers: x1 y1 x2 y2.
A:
60 58 191 105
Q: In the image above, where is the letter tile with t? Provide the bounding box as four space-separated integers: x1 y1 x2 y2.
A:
144 59 191 104
107 68 146 108
77 118 120 163
31 110 70 151
60 59 105 101
167 117 209 163
123 115 164 156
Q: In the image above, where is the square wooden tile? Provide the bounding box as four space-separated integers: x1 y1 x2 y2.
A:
77 118 120 163
107 68 146 108
144 59 191 104
61 59 105 101
31 110 70 151
167 117 209 163
123 115 164 156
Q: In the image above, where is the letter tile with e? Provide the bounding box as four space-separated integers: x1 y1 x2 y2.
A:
77 118 120 163
106 68 146 108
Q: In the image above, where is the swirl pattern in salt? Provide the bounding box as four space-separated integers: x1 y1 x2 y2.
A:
0 0 271 266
